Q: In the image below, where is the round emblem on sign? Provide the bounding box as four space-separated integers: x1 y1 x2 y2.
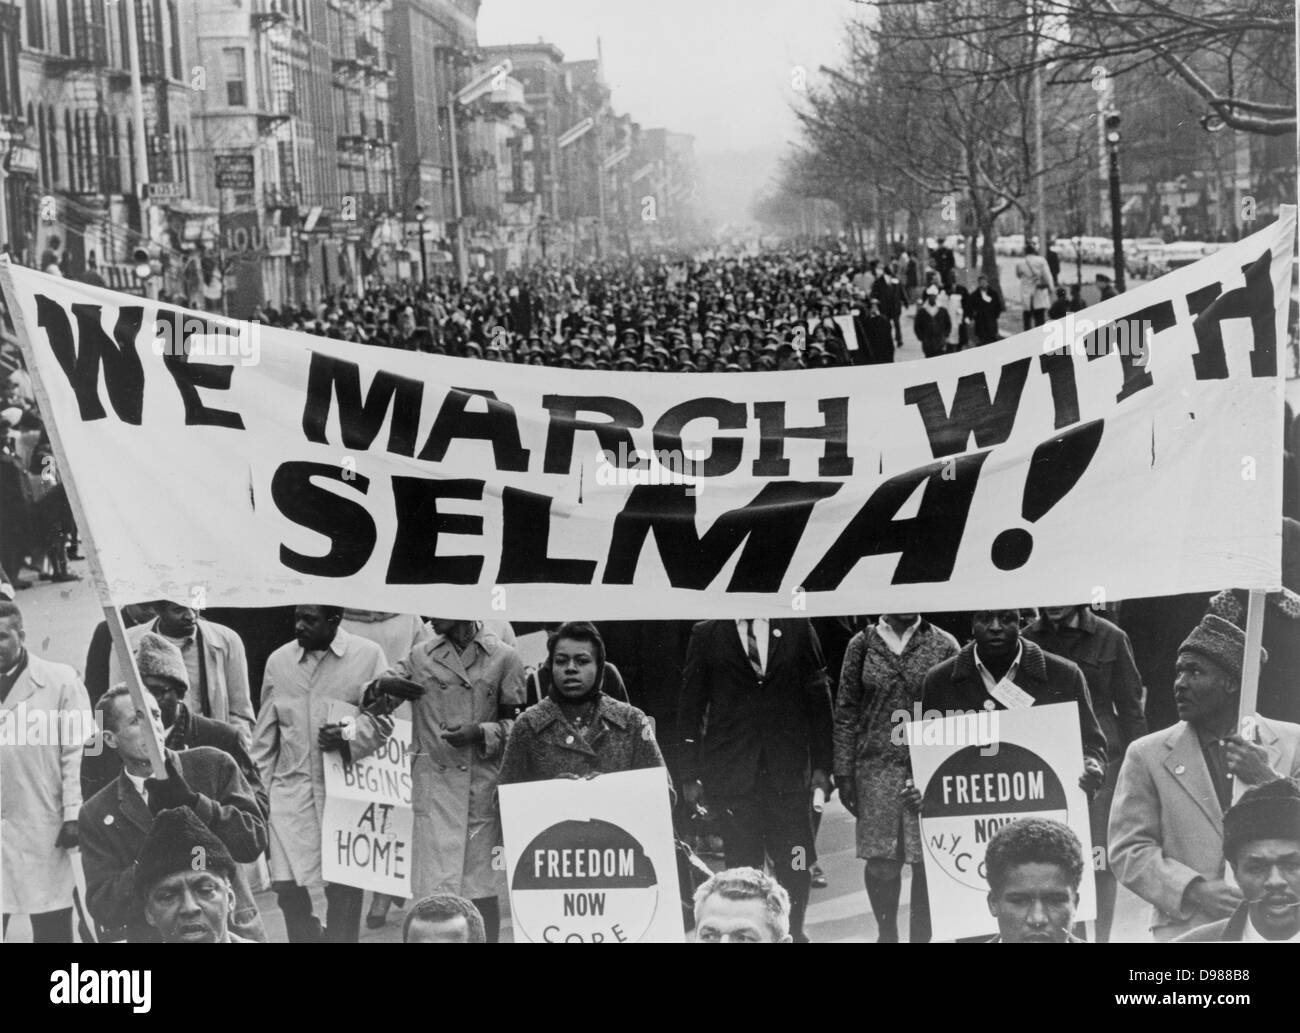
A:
510 819 659 943
921 742 1070 891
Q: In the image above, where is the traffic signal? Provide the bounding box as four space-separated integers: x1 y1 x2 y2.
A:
1104 110 1121 145
132 247 152 281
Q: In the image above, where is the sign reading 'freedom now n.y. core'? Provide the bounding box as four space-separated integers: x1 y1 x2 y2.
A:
0 209 1292 618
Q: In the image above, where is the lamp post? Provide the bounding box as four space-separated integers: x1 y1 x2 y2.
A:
1105 109 1126 293
414 200 428 286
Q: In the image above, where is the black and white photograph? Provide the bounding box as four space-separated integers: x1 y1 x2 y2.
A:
0 0 1296 1008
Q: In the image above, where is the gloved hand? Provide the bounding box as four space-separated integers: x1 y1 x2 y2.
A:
837 777 858 818
145 755 200 814
374 676 427 701
441 723 484 748
318 722 351 752
54 819 79 850
1078 756 1105 798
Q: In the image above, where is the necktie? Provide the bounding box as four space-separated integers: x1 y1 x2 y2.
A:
745 620 764 679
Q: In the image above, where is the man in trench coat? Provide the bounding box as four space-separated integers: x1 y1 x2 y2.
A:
1 600 92 941
371 619 526 943
253 605 389 943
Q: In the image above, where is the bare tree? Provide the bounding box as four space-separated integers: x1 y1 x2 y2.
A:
863 0 1296 135
795 2 1089 285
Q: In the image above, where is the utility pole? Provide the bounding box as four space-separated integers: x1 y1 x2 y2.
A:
1105 109 1125 293
447 97 467 287
124 0 153 295
1030 2 1047 252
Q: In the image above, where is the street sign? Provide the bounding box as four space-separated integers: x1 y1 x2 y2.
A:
602 146 631 171
4 145 39 175
456 58 512 105
215 154 256 191
145 182 186 200
558 117 595 149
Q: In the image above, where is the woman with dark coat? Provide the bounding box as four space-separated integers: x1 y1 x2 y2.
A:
499 622 670 790
833 614 959 942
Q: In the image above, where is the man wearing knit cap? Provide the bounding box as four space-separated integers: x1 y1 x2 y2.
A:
136 806 250 943
1175 779 1300 941
110 601 254 747
1110 615 1300 940
81 633 264 813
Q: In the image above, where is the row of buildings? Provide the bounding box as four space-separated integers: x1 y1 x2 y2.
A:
0 0 701 316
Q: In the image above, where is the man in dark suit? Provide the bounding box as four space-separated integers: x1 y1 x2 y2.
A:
81 633 265 814
678 617 833 942
79 686 267 942
921 609 1107 796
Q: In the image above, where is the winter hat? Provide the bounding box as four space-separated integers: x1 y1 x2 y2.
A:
1178 614 1267 682
135 806 235 899
1224 778 1300 863
135 632 189 690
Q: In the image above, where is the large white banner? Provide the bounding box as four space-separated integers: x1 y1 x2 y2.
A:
1 208 1291 618
498 768 684 943
907 702 1095 940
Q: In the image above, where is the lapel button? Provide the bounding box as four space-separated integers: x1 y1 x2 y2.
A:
1175 764 1186 775
565 735 574 745
772 628 782 638
104 815 114 825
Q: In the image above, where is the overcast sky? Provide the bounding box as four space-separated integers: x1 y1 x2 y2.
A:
477 0 857 155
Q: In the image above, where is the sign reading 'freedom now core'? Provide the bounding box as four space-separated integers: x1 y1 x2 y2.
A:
0 209 1291 618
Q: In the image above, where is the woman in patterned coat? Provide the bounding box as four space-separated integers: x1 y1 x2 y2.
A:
833 614 958 942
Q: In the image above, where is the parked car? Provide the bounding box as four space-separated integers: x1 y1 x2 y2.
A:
995 233 1026 256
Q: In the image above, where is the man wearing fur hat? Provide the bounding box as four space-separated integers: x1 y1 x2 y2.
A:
82 633 264 811
1175 779 1300 942
136 806 252 944
1110 615 1300 940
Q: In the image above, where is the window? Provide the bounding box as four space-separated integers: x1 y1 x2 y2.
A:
167 0 180 79
223 47 246 106
25 0 43 50
56 0 70 56
117 0 129 68
105 114 121 194
64 110 75 192
37 105 47 188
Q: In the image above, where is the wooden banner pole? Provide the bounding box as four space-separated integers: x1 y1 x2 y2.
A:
1233 588 1267 803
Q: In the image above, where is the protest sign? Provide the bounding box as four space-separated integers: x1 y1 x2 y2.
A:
499 767 683 943
1 208 1291 619
833 313 859 351
907 701 1095 940
320 703 414 896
